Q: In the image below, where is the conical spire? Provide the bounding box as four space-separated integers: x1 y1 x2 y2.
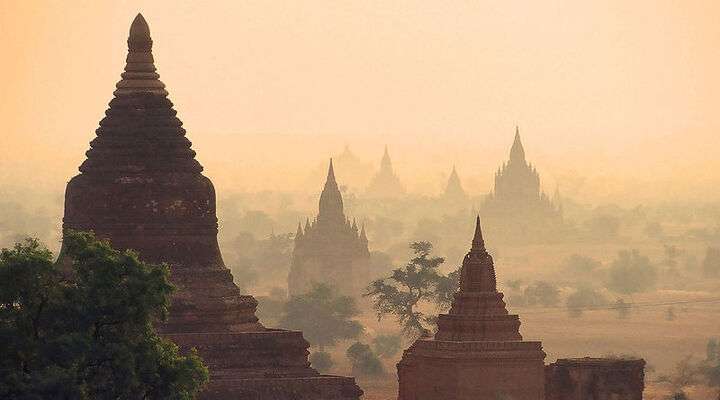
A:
360 223 368 242
471 216 485 251
78 14 201 175
380 145 393 172
509 126 526 164
318 159 345 224
444 165 466 199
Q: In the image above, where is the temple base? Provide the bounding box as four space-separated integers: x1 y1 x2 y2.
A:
397 339 546 400
167 331 363 400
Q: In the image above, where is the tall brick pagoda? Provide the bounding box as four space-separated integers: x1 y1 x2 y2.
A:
366 146 406 198
61 14 361 400
397 217 546 400
289 160 370 297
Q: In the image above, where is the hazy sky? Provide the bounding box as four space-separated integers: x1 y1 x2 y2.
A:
2 1 719 203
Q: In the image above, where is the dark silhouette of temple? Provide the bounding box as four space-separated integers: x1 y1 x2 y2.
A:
396 218 646 400
61 14 361 399
441 165 468 204
397 217 547 399
289 160 370 297
366 146 406 198
481 127 563 242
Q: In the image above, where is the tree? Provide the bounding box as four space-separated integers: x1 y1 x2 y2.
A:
566 287 608 318
606 250 658 295
561 254 602 275
372 334 402 359
522 281 561 307
0 232 208 399
346 342 385 377
309 351 334 373
279 283 363 351
365 241 452 337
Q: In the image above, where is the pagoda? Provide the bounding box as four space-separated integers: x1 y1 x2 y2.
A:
441 165 468 204
397 217 546 400
481 127 563 242
289 160 370 297
366 146 406 198
61 14 361 399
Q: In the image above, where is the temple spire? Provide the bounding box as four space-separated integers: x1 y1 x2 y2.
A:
380 145 393 173
318 159 345 224
116 13 166 97
471 216 485 251
509 126 526 164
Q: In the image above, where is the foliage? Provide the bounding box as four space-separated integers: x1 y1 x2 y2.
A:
517 281 561 307
371 334 403 359
566 287 608 318
606 250 658 295
583 214 621 240
309 351 334 373
230 231 294 290
365 241 454 337
657 355 701 393
0 232 208 400
280 283 363 350
346 342 385 377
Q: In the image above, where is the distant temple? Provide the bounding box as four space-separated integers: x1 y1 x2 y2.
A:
366 146 406 198
289 160 370 297
481 127 563 242
61 15 360 399
397 217 547 399
441 165 468 204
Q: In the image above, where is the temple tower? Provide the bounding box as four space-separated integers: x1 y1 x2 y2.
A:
442 165 468 204
62 15 361 399
289 160 370 297
366 146 406 198
397 217 546 400
481 127 563 242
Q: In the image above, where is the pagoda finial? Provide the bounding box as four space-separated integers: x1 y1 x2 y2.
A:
509 126 526 164
327 158 337 183
128 13 152 51
296 221 304 238
472 216 485 250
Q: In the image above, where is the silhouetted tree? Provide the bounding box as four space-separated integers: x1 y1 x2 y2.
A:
0 232 208 399
365 241 452 337
346 342 385 377
607 250 658 295
522 281 561 307
561 254 602 276
280 283 363 351
566 287 608 318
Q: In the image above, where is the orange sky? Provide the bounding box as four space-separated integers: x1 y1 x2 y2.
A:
2 1 719 203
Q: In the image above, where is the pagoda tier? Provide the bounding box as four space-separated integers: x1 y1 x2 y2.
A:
62 14 360 400
397 217 545 400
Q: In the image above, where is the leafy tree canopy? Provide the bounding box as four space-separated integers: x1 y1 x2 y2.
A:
0 231 208 400
365 241 456 338
346 342 385 377
606 249 658 295
279 283 363 350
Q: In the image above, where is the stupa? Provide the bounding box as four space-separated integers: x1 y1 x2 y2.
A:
61 14 361 400
397 217 546 400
